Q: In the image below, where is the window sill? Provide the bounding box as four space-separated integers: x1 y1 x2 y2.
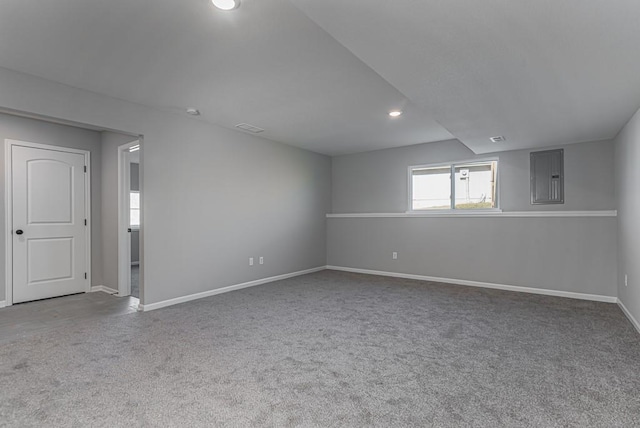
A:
407 208 503 215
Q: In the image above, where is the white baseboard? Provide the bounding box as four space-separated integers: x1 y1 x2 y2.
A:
326 266 618 303
90 285 119 294
617 299 640 334
0 300 5 308
139 266 326 312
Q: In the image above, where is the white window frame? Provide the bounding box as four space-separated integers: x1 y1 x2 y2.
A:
407 158 501 213
129 190 140 231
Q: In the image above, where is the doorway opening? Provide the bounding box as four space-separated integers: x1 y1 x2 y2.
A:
1 110 144 313
117 140 142 301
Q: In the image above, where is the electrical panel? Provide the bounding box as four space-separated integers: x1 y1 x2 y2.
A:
530 149 564 204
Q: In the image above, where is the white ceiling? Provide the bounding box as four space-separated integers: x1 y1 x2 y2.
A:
1 0 639 155
291 0 640 154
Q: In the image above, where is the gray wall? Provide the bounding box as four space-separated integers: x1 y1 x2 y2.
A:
0 113 103 302
130 162 139 192
332 139 615 213
131 230 140 264
328 217 617 297
0 67 331 305
615 106 640 322
100 132 138 291
131 162 139 264
329 138 617 297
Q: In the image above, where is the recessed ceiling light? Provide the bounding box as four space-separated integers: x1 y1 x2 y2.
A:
211 0 240 10
490 136 506 143
389 110 403 118
186 108 201 116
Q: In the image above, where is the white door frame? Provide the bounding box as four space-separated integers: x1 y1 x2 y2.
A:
4 139 91 307
117 140 139 297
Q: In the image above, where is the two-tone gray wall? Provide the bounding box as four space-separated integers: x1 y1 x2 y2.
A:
329 139 617 298
0 113 104 301
615 106 640 325
332 139 615 212
0 67 331 306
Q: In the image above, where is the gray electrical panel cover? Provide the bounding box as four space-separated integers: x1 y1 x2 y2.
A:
530 149 564 204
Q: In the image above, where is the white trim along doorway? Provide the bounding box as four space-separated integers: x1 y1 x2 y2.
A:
117 140 142 300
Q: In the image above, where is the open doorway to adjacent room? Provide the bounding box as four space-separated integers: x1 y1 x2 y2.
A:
1 111 143 329
117 140 142 301
129 143 141 298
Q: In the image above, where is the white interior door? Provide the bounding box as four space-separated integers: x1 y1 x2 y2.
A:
11 145 87 303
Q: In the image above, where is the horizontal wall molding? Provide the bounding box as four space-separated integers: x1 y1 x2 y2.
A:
90 285 119 294
327 266 618 303
327 210 617 219
139 266 326 312
618 299 640 334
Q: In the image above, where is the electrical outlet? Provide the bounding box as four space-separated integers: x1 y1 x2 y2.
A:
259 256 264 265
392 252 398 260
625 274 628 287
249 257 254 266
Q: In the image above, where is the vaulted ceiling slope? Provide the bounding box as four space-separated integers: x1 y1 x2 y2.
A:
0 0 639 155
291 0 640 153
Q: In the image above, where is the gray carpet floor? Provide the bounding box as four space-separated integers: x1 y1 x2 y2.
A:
1 270 639 427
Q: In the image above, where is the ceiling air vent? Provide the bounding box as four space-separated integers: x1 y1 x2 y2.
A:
235 123 265 133
490 136 506 143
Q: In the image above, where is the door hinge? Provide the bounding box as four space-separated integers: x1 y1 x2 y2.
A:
84 219 87 226
85 272 87 279
84 165 87 173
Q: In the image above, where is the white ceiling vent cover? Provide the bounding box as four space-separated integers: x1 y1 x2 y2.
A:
235 123 265 133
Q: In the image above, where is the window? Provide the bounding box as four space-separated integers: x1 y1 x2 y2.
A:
130 191 140 228
410 160 498 211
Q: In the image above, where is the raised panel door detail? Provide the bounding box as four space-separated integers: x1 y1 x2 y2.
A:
27 159 74 224
27 237 74 284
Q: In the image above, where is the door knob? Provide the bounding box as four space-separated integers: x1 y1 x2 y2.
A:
15 229 23 235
